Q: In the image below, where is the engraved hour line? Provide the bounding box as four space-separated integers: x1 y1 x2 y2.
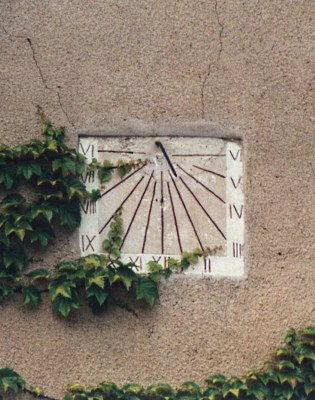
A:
98 149 146 155
177 165 225 204
161 171 164 254
172 154 226 157
170 173 205 252
142 181 157 253
79 143 94 157
120 171 154 250
193 165 225 179
101 164 145 198
179 177 226 240
99 175 145 234
167 181 183 253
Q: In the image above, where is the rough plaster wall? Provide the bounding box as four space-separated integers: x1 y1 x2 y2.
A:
0 0 314 398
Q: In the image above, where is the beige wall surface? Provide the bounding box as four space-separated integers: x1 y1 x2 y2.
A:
0 0 314 398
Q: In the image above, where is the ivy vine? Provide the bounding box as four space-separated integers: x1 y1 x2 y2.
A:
1 327 314 400
0 109 215 317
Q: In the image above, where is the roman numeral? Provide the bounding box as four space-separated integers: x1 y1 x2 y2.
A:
204 258 211 273
80 201 96 214
229 204 244 219
152 256 161 263
81 171 95 184
232 242 243 258
229 149 240 160
79 143 95 157
128 256 143 269
230 176 241 188
81 235 96 252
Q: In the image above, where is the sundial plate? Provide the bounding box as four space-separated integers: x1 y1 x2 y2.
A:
78 136 244 278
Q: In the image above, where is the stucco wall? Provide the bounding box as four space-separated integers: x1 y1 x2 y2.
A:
0 0 314 398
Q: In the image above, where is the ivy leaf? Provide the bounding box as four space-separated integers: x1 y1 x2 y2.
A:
117 159 132 178
0 368 25 392
29 221 55 247
58 200 81 231
51 292 80 318
22 285 41 306
1 193 25 209
0 284 13 304
98 160 112 183
135 277 159 306
28 201 57 222
0 165 16 189
48 279 75 301
3 247 28 271
113 267 137 290
16 160 41 180
26 268 50 282
64 178 87 199
52 157 76 177
4 220 33 241
88 189 101 202
86 285 109 306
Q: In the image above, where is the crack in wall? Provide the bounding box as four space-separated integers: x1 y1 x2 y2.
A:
2 26 75 128
200 0 224 119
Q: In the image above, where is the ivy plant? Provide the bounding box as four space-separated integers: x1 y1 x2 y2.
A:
0 327 314 400
0 109 212 317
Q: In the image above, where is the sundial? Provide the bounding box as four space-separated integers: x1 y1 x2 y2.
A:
78 135 244 277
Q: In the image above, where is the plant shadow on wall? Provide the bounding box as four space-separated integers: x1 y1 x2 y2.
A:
0 108 216 318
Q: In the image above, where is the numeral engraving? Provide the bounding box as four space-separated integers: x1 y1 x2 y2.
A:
128 256 142 269
229 149 240 160
81 234 96 252
230 176 241 189
81 171 95 184
80 201 96 214
204 258 211 273
229 204 243 219
79 143 95 157
232 242 243 258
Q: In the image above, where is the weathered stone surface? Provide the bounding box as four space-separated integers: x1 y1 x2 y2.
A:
0 0 314 398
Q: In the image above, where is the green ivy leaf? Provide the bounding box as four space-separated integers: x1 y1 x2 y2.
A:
0 368 25 393
22 285 41 306
16 160 42 180
29 220 55 247
112 267 137 290
0 165 16 189
51 292 80 318
49 279 75 301
0 284 13 304
58 200 81 231
3 247 28 271
1 193 25 209
135 277 159 306
52 157 76 177
26 268 50 281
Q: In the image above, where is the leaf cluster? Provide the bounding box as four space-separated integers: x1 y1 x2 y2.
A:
1 327 314 400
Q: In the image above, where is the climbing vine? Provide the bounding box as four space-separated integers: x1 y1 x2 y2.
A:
0 109 213 317
0 327 314 399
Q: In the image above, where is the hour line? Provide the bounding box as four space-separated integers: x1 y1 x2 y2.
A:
99 175 144 234
101 164 145 198
167 181 183 253
142 181 157 253
179 177 226 240
177 165 225 204
169 172 204 251
193 165 225 179
172 154 226 157
98 149 146 155
120 171 155 250
161 171 164 254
